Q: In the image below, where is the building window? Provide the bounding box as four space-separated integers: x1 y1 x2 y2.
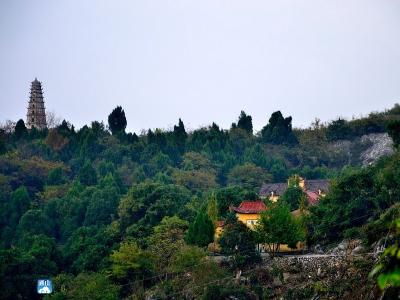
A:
246 220 258 226
32 118 34 122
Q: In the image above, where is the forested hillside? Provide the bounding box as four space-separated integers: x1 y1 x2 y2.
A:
1 105 400 299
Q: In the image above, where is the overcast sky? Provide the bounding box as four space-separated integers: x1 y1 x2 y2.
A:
1 0 400 133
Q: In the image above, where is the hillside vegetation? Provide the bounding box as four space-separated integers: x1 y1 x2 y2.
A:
0 104 400 299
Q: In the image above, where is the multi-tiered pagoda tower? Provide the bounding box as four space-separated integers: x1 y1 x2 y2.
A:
26 78 47 129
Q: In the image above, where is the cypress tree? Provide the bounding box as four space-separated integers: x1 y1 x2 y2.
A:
108 106 127 134
173 118 187 141
237 111 253 134
207 193 218 225
185 211 214 247
261 111 298 145
14 119 27 139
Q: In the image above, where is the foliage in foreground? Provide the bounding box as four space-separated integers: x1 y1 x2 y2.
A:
255 202 305 256
370 219 400 292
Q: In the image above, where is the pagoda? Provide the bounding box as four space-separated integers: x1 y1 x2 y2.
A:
26 78 47 129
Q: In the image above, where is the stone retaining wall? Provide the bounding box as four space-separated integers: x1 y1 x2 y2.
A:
271 255 354 274
260 254 377 299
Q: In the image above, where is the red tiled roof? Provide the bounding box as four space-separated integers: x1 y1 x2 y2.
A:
233 200 267 214
306 191 319 206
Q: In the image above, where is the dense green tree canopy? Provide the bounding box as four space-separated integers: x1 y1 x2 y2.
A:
219 217 260 267
0 104 399 299
310 152 400 244
9 186 31 228
227 162 271 191
326 118 352 141
214 186 256 218
280 185 307 211
261 111 298 145
46 167 66 185
110 241 154 280
77 161 98 186
16 209 53 237
185 211 214 247
256 202 305 256
46 272 119 300
147 216 188 273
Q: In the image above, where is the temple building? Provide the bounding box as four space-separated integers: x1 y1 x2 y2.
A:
26 78 47 129
228 199 305 253
231 200 267 229
259 177 330 203
213 177 331 253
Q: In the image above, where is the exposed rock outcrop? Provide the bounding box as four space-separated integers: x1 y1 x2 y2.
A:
360 133 394 166
330 133 394 167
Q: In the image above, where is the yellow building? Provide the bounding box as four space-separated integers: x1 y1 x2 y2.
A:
215 220 225 240
214 177 330 253
232 200 267 229
230 200 304 253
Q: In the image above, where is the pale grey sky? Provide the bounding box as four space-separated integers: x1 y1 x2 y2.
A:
1 0 400 133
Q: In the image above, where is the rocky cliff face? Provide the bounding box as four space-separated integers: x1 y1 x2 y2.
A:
360 133 394 166
330 133 394 167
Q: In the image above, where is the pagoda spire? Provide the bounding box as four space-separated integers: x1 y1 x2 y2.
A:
26 78 47 129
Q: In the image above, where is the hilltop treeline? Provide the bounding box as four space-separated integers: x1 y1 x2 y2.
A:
0 105 399 299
